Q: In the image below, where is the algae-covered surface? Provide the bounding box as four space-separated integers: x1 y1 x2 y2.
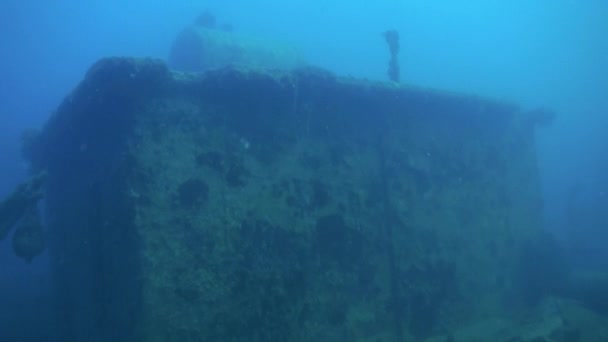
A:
23 57 605 341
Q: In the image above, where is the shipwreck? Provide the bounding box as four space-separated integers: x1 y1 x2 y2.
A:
5 20 604 341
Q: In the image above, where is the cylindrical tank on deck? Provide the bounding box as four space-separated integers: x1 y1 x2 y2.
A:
168 25 304 73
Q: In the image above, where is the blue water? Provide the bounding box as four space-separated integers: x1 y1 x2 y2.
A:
1 1 607 341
